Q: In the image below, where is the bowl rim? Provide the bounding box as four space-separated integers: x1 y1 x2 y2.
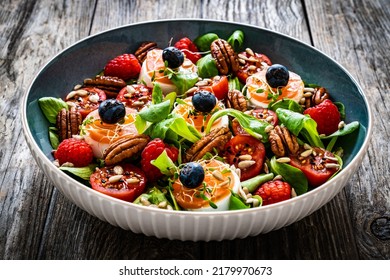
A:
21 18 373 217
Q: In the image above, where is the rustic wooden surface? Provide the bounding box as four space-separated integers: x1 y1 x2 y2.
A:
0 0 389 260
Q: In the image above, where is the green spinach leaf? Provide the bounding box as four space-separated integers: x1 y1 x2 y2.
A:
194 33 219 51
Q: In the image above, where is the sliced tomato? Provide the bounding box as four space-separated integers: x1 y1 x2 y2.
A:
199 75 229 100
65 87 106 119
90 164 147 202
289 147 339 187
224 135 266 181
232 108 278 135
236 52 272 84
116 84 152 111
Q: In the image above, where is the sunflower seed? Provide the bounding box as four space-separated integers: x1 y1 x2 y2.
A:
245 48 255 56
109 175 123 183
276 157 291 163
304 87 315 92
212 170 224 181
126 177 140 184
300 149 313 157
238 154 252 161
238 160 256 169
325 163 340 169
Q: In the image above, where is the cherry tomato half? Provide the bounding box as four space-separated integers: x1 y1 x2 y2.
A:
117 84 152 111
65 87 106 119
199 75 229 100
90 164 147 202
289 147 339 187
236 52 272 84
232 108 278 135
224 134 266 181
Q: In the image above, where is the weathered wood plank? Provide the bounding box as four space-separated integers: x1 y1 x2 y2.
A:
0 0 97 259
305 0 390 260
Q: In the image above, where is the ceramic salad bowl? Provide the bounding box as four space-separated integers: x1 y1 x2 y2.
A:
22 19 372 241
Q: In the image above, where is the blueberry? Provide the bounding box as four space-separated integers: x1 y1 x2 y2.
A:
266 64 290 88
192 90 217 113
98 99 126 124
179 162 205 189
162 47 184 68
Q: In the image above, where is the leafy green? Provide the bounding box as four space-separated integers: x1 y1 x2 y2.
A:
59 164 97 181
167 68 198 95
228 76 243 91
151 150 177 176
227 30 244 52
38 97 68 124
320 121 360 140
49 127 59 149
334 102 346 119
269 157 308 195
151 83 164 104
270 99 304 113
276 108 324 148
144 113 201 143
194 33 219 51
205 108 270 142
241 173 274 193
229 192 251 210
133 187 172 208
196 54 219 78
138 100 171 123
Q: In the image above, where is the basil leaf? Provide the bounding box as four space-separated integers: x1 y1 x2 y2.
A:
170 70 198 95
320 121 360 139
196 54 219 78
151 150 177 176
49 127 59 149
227 30 244 52
205 108 269 142
269 157 308 195
38 97 68 124
270 99 304 113
138 100 171 123
59 164 97 181
194 33 219 51
276 108 324 148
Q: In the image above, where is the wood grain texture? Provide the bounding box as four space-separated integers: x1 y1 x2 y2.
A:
0 0 387 260
305 0 390 260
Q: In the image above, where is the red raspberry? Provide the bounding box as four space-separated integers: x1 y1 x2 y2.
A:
104 54 141 80
303 99 341 135
141 138 179 182
55 138 93 167
174 37 202 64
254 180 291 206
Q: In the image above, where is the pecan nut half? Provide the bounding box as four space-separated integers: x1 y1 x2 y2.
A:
134 41 157 63
56 108 82 142
103 134 150 165
304 87 330 108
83 75 126 98
184 127 232 162
210 39 239 75
226 89 247 111
269 125 299 157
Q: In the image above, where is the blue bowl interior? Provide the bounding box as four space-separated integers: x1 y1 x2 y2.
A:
26 20 369 166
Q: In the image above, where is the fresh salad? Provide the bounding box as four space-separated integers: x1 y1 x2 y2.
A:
38 30 359 211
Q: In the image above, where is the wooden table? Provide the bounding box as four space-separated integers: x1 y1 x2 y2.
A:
1 0 389 260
